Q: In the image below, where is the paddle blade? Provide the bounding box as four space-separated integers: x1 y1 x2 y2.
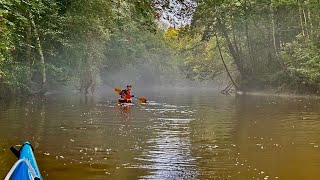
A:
114 87 121 93
138 97 147 103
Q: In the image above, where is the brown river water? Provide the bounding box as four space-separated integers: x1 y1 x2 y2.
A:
0 88 320 180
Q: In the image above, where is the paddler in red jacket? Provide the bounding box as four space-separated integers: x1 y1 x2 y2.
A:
118 85 134 103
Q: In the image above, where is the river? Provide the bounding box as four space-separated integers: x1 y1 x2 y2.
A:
0 88 320 179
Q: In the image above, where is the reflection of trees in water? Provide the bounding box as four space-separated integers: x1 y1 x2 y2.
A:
0 97 48 145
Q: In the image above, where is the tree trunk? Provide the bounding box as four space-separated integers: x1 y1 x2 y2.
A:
304 0 312 36
217 18 245 90
26 23 33 85
270 3 277 53
302 6 309 38
244 0 254 63
298 0 306 37
215 34 238 90
308 6 313 35
231 16 240 56
29 12 46 94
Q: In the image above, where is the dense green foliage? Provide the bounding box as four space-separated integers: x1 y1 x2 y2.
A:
280 36 320 93
0 0 181 98
1 0 320 97
177 0 320 93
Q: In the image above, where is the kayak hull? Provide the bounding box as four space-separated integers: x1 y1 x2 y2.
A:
118 98 132 104
7 141 42 180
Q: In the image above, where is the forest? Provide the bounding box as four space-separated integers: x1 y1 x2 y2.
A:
1 0 320 98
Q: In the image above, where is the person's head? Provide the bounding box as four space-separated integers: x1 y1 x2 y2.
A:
126 84 132 90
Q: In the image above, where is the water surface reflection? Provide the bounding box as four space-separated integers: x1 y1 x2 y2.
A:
0 90 319 180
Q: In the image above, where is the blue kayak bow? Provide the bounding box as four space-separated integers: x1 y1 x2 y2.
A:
5 141 43 180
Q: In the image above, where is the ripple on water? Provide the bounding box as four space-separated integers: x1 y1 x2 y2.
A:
127 102 198 179
158 118 194 123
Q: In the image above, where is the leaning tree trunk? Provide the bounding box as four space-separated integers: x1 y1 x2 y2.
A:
29 12 46 94
217 18 245 90
215 33 238 90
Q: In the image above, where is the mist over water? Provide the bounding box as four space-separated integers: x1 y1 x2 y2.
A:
101 63 223 92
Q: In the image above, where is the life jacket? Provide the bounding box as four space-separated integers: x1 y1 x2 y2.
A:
119 89 131 100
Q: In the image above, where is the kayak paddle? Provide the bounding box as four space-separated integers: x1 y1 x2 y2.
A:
114 87 121 93
135 97 147 103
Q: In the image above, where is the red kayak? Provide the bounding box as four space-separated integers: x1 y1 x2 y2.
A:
118 98 132 104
